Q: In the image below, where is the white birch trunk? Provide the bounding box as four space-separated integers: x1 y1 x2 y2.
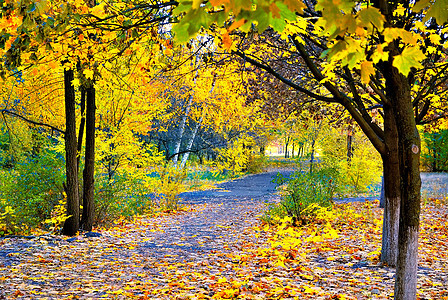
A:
180 115 203 169
179 76 216 168
172 94 192 166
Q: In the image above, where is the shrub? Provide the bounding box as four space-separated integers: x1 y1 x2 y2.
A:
264 169 336 225
0 145 65 232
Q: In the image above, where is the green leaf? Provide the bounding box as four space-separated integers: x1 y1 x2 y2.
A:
392 46 426 76
412 0 431 12
276 2 297 21
172 9 209 43
424 0 448 25
358 7 385 31
173 1 193 15
270 15 286 32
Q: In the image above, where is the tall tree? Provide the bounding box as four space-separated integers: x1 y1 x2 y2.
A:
62 67 80 236
172 0 447 299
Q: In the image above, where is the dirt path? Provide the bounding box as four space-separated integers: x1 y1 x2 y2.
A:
139 170 293 260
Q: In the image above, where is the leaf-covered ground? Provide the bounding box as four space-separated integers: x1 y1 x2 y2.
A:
0 173 447 299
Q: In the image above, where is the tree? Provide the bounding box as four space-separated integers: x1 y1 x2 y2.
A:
173 0 448 299
61 67 80 236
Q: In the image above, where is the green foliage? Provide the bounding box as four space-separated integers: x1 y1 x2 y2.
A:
0 199 27 235
0 119 34 168
264 168 335 225
421 129 448 172
246 153 267 174
0 137 65 232
94 171 154 225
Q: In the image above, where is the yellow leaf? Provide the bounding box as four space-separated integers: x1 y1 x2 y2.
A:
84 69 94 80
91 3 107 18
429 34 441 44
371 43 389 64
392 46 426 76
163 48 173 56
48 60 59 69
192 0 201 9
383 28 417 45
360 61 374 84
217 277 228 283
222 32 233 49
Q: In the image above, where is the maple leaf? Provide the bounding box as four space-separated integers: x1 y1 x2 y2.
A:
414 0 448 25
392 46 426 76
283 0 306 13
360 61 375 84
357 7 385 31
83 69 95 80
270 2 281 18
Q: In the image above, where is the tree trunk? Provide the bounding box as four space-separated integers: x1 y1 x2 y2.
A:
384 62 421 300
379 175 385 208
62 68 80 236
347 131 353 162
180 117 202 169
172 95 192 166
380 106 401 267
81 84 96 231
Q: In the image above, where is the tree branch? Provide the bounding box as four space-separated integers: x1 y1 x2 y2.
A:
232 50 336 102
0 110 65 134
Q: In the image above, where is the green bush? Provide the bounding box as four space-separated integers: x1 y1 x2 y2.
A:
0 146 65 232
319 127 382 195
94 171 156 225
246 154 267 174
264 168 336 225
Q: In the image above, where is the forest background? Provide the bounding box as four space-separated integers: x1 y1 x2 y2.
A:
0 0 447 299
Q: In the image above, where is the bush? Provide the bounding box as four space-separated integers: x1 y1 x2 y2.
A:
94 171 154 225
264 168 336 225
0 145 65 233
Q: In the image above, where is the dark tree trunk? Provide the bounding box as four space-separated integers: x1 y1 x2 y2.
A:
81 84 96 231
62 68 80 236
347 133 353 162
380 107 401 266
384 61 421 300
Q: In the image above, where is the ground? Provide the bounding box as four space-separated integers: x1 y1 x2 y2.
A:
0 171 447 299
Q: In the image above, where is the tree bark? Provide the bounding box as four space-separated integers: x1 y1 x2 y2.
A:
383 60 421 300
380 106 401 267
347 130 353 163
172 95 192 166
81 83 96 231
180 117 202 169
62 68 80 236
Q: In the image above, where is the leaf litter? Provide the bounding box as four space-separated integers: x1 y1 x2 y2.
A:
0 197 447 299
